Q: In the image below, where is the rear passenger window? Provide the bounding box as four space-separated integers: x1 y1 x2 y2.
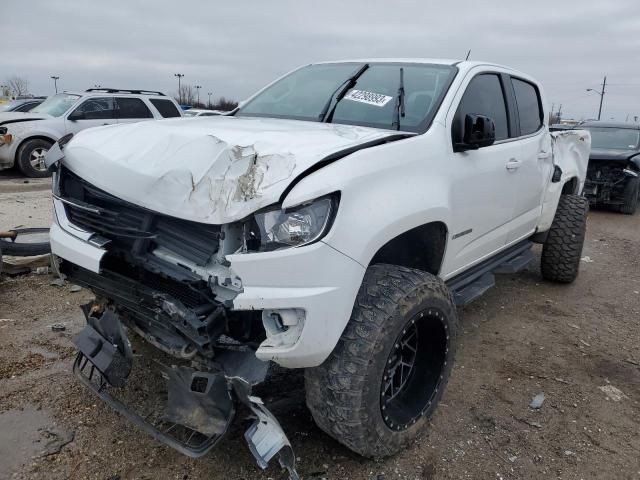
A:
511 78 543 135
116 98 153 119
150 99 181 118
456 74 509 141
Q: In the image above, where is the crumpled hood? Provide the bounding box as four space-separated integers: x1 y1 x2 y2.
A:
589 147 640 162
62 116 404 224
0 112 50 125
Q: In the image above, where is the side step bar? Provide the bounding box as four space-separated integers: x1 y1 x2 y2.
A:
446 241 535 306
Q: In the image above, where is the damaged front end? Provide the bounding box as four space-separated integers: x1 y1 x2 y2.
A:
583 154 640 206
55 166 299 478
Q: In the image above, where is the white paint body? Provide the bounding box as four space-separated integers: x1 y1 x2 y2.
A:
50 60 590 368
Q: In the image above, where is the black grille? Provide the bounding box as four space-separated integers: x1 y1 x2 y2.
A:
59 167 221 265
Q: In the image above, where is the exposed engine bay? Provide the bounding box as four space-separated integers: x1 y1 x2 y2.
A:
584 160 638 205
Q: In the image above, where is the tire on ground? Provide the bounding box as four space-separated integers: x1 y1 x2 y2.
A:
16 138 53 178
540 194 588 283
305 264 458 458
619 176 639 215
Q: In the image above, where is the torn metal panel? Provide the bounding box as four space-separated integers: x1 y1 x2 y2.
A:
61 116 403 224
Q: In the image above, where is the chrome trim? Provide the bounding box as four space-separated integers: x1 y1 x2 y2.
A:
53 194 101 214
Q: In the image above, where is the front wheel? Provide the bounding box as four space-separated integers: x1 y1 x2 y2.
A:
620 176 639 215
16 138 53 178
305 264 458 458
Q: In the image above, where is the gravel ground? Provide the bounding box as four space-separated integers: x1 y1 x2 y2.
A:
0 183 639 480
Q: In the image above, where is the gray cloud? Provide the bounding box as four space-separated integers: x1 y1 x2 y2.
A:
4 0 640 120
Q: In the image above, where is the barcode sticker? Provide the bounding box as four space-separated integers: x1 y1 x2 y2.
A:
344 89 393 107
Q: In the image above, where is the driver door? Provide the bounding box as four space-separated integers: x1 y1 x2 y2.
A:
65 97 117 134
441 72 519 275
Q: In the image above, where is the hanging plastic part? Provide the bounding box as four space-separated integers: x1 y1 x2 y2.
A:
230 378 300 480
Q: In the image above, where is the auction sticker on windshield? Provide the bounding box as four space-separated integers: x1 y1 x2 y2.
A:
344 89 393 107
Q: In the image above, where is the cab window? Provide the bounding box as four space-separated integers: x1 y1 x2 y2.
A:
455 74 509 141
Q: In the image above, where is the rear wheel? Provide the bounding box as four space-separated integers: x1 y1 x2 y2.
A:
620 176 639 215
540 194 588 283
305 264 458 458
16 138 53 178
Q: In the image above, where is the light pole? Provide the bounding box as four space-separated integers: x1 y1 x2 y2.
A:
174 73 184 103
586 75 606 121
195 85 202 106
208 92 212 108
50 76 60 94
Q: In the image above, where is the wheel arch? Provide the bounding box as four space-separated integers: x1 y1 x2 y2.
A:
561 176 579 195
14 135 56 162
368 221 448 275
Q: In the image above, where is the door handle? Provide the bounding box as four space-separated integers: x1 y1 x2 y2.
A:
537 151 551 160
506 159 520 171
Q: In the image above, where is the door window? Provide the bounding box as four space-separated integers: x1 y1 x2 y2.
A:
511 78 543 135
71 97 115 120
455 74 509 141
150 99 181 118
116 98 153 119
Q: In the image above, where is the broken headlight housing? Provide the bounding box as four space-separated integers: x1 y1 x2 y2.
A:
251 194 338 251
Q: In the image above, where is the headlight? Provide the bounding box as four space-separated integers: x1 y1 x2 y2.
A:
252 194 338 251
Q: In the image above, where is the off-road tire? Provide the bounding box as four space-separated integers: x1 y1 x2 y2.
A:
620 177 639 215
16 138 53 178
540 194 588 283
305 264 458 458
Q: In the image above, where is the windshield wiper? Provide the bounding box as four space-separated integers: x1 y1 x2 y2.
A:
391 67 405 131
318 63 369 123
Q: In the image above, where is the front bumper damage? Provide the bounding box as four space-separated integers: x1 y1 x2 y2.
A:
584 161 639 205
73 303 299 479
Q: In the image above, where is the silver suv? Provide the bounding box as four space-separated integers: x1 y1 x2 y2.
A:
0 88 182 177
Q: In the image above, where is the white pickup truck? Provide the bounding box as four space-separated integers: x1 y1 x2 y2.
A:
46 59 590 478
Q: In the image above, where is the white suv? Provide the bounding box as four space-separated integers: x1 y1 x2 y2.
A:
47 60 590 477
0 88 182 177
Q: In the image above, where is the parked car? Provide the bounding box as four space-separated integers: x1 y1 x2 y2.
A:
183 108 224 117
46 59 590 478
580 121 640 214
0 97 46 113
0 88 182 177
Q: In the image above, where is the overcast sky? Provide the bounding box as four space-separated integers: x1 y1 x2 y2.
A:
4 0 640 121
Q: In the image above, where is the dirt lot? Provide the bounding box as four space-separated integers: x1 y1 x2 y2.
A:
1 181 639 480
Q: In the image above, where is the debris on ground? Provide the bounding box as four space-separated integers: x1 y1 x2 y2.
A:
49 277 66 287
69 284 82 293
529 393 545 409
51 323 66 332
39 428 75 456
598 385 627 402
581 256 594 263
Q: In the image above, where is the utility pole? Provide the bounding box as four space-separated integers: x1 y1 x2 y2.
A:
208 92 212 108
50 76 60 94
598 76 606 121
174 73 184 103
587 76 606 121
195 85 202 106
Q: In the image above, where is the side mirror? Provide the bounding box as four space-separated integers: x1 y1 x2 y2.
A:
67 110 85 121
454 114 496 152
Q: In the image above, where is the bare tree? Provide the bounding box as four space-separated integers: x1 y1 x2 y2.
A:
6 75 30 98
175 84 195 105
211 96 239 111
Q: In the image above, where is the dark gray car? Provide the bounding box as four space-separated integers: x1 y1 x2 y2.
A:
581 121 640 214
